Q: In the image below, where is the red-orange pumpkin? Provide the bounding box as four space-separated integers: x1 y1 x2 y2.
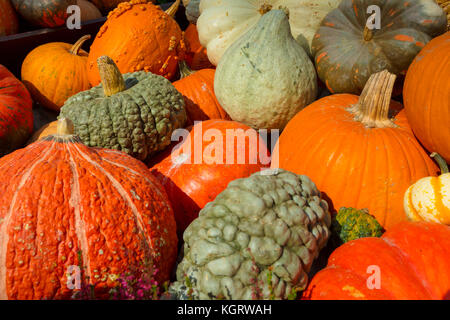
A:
0 119 177 299
403 31 450 163
303 221 450 300
149 119 270 235
87 0 185 86
271 70 438 229
184 23 214 70
0 65 33 156
173 61 229 126
0 0 18 36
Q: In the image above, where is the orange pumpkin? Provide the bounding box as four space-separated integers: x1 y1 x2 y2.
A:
0 0 18 37
21 35 92 111
0 118 178 299
173 61 229 126
303 221 450 300
27 120 58 144
403 31 450 163
184 23 214 70
271 70 438 229
87 0 185 86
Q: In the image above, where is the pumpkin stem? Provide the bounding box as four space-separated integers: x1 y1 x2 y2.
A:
166 0 180 18
363 26 373 41
348 70 397 128
259 3 273 15
56 118 75 136
179 60 195 78
97 56 126 97
431 153 449 174
69 35 91 55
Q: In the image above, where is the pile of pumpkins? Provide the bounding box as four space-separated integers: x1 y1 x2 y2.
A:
0 0 449 300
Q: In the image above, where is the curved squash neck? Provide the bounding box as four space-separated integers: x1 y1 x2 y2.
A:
69 35 91 55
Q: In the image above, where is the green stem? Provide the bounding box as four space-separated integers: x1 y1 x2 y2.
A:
431 152 449 174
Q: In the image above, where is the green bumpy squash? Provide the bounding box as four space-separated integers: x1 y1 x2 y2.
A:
59 56 186 161
170 169 331 300
331 207 384 246
214 9 318 131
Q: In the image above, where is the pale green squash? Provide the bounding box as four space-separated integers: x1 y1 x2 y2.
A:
214 9 318 130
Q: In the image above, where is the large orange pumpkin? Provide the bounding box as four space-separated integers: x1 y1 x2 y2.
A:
0 65 33 156
87 0 185 86
184 23 214 70
272 70 438 229
303 221 450 300
0 0 18 37
403 31 450 163
0 119 177 299
21 35 92 111
149 119 270 235
173 61 229 126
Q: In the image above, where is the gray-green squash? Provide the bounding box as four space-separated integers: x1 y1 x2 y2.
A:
170 169 331 300
59 56 186 161
214 9 318 130
185 0 200 24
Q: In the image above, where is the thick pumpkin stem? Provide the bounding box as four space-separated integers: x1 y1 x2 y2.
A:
259 4 273 15
179 60 195 78
166 0 180 18
431 153 449 174
348 70 397 128
69 35 91 55
97 56 126 97
56 118 75 136
363 26 373 41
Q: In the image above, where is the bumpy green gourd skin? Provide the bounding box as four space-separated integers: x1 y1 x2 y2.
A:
214 10 318 130
170 169 331 300
59 71 186 161
331 207 383 246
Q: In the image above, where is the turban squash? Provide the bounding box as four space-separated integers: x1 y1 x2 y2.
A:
60 56 186 161
87 0 185 86
0 65 33 156
149 119 270 236
0 0 18 36
303 221 450 300
21 35 92 112
271 70 439 230
11 0 76 27
403 31 450 163
312 0 447 94
0 118 178 299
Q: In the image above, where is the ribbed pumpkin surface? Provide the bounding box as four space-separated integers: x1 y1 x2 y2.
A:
0 134 177 299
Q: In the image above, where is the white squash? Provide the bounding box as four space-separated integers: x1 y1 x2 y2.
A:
197 0 340 66
214 9 318 131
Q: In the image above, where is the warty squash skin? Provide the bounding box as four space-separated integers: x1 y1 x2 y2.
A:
303 221 450 300
11 0 76 27
197 0 340 66
60 56 186 161
0 119 178 299
170 169 331 300
312 0 447 94
0 0 18 36
272 70 439 230
214 9 318 130
0 65 33 156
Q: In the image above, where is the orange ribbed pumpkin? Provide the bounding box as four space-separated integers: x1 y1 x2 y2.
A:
184 23 214 70
303 221 450 300
0 119 177 299
173 61 229 126
0 0 18 36
149 119 270 235
87 0 185 86
0 65 33 156
21 35 92 111
403 31 450 163
271 70 438 229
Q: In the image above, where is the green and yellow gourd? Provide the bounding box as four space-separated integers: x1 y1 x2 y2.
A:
59 56 186 161
170 169 331 300
214 9 317 130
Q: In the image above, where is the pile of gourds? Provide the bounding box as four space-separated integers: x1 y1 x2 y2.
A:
0 0 449 300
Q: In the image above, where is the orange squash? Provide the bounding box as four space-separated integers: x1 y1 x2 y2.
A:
87 0 185 86
173 61 229 126
403 31 450 163
0 0 18 37
21 35 92 111
27 121 58 144
184 23 214 70
272 70 438 229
